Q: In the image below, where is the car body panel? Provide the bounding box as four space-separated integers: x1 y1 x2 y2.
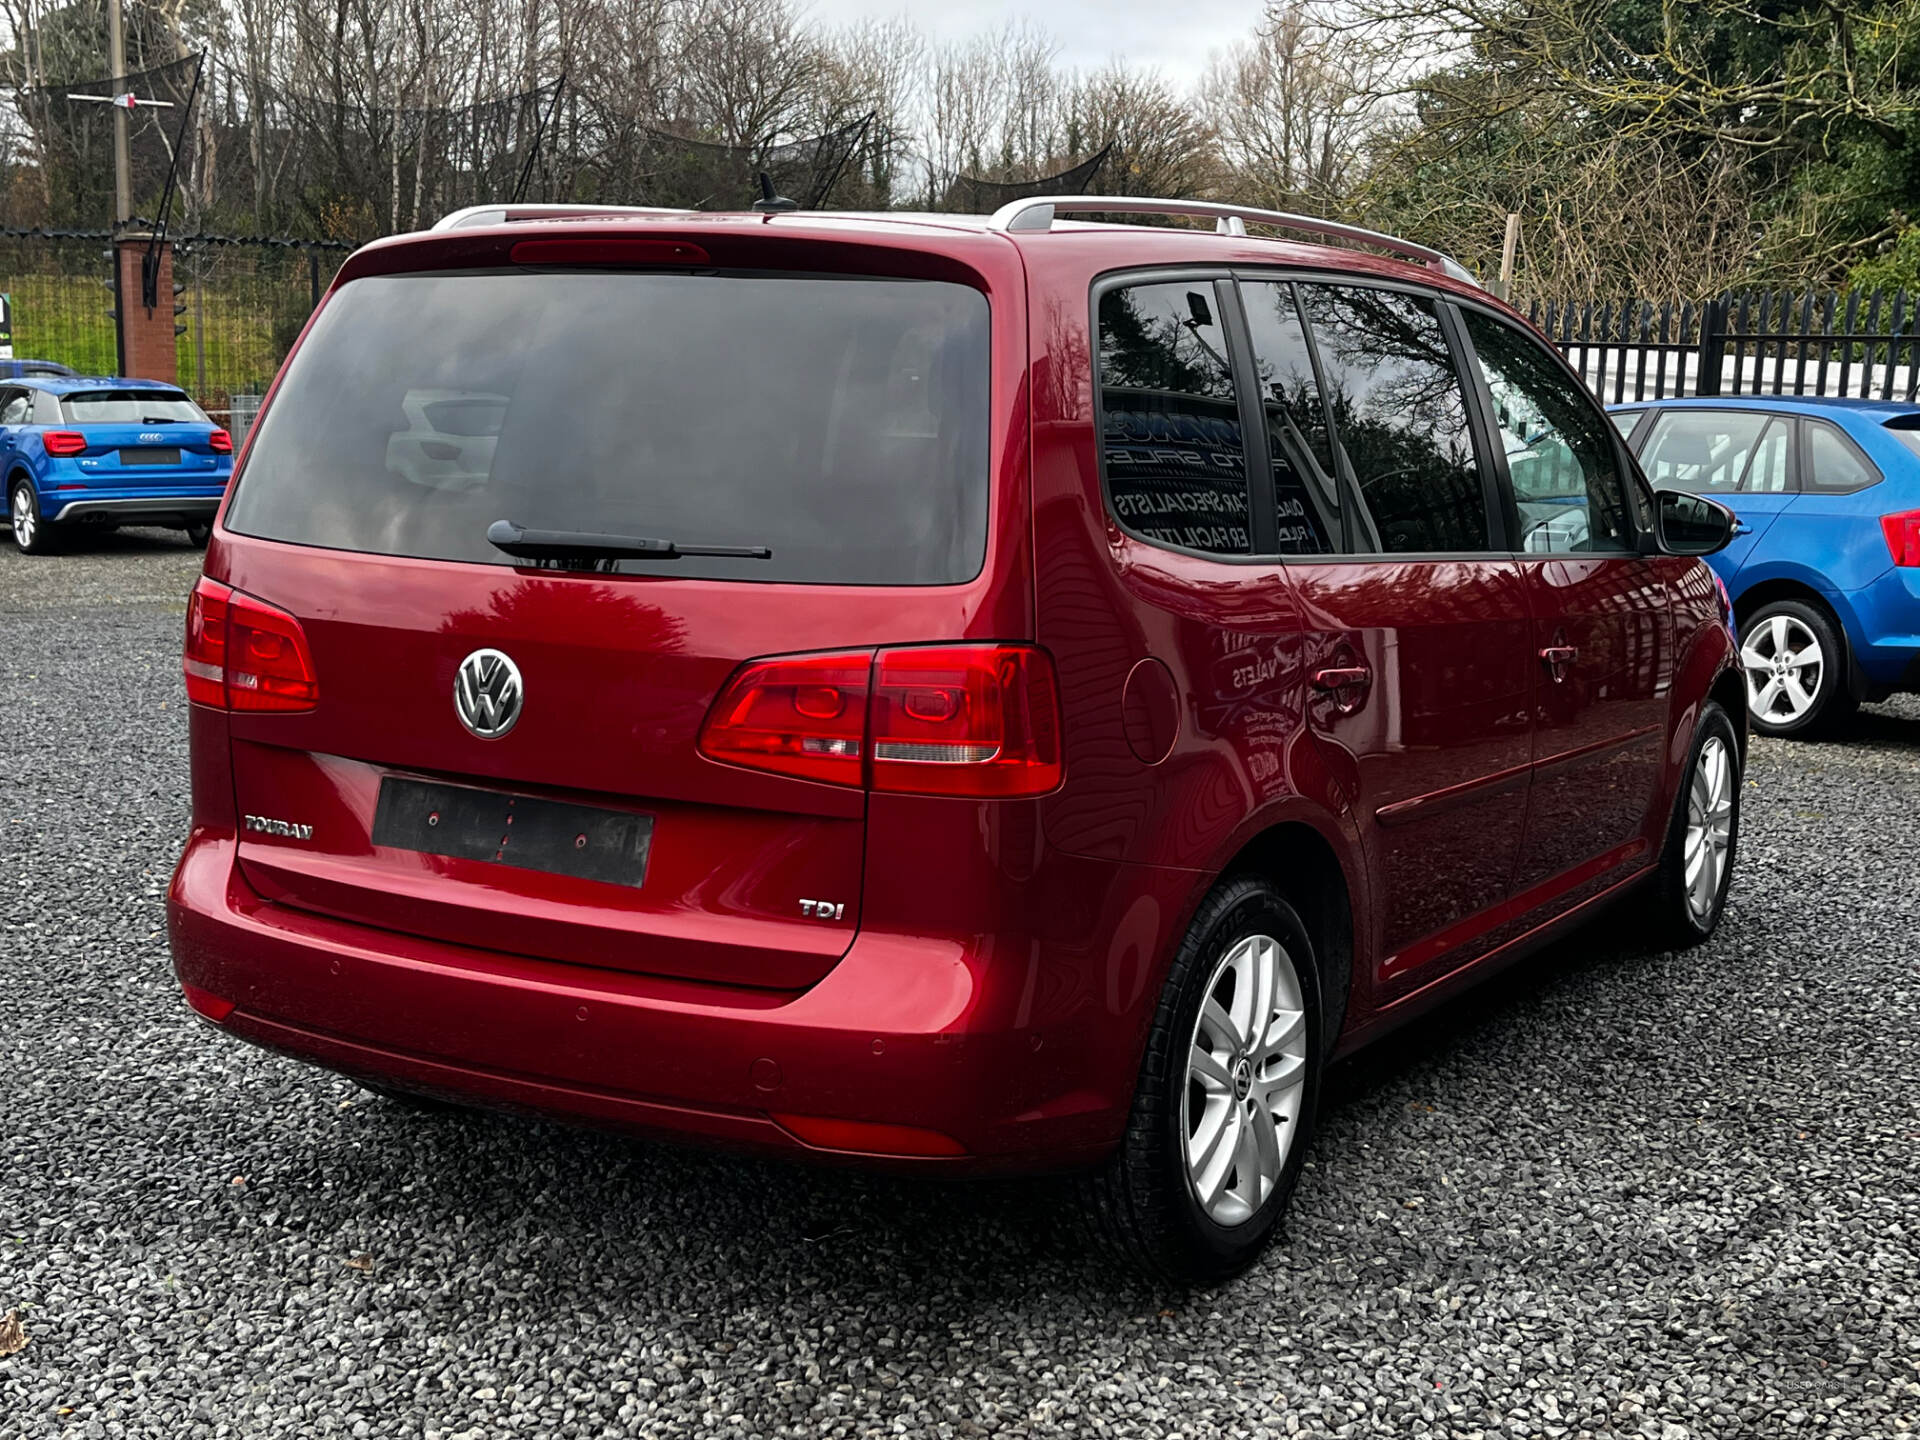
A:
167 212 1741 1170
1 375 232 530
1611 395 1920 695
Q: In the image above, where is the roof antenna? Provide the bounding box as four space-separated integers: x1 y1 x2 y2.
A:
751 171 798 215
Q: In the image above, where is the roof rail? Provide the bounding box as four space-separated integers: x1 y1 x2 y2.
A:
431 203 694 231
984 195 1479 287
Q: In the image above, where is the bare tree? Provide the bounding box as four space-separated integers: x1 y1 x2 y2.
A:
1202 3 1379 213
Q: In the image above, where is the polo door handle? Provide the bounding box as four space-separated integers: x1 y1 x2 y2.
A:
1539 645 1579 666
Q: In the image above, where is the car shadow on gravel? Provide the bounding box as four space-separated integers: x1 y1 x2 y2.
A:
1838 699 1920 749
269 920 1667 1307
2 524 202 557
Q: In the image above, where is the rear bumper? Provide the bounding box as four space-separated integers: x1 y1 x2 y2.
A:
166 829 1133 1173
1835 568 1920 691
49 493 222 524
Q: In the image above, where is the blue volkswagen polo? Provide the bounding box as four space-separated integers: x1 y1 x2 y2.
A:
1610 396 1920 736
3 375 233 555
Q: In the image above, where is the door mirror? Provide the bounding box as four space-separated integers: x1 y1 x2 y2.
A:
1653 488 1736 556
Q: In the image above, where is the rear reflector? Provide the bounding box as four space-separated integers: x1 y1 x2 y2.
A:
1882 510 1920 566
180 983 236 1023
43 430 86 457
209 428 233 454
772 1113 967 1157
183 575 320 712
698 644 1063 797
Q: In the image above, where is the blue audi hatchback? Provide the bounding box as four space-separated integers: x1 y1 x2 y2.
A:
3 375 233 554
1610 396 1920 735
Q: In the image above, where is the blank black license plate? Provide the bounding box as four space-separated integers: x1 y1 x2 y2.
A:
120 447 181 466
371 778 652 888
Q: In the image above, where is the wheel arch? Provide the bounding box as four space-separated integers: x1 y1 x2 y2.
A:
1217 820 1355 1051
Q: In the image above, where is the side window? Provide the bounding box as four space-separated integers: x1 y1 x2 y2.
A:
32 391 60 426
1640 411 1767 494
1610 410 1641 439
1240 280 1341 555
1462 310 1635 554
1097 280 1251 557
1804 421 1881 494
1295 284 1486 553
1743 420 1792 493
0 389 28 425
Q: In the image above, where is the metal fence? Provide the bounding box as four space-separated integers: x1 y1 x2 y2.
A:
0 229 347 426
1525 290 1920 405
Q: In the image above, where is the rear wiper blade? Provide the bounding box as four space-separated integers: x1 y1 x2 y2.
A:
486 518 772 562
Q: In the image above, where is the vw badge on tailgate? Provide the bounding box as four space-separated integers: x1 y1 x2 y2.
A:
454 648 524 739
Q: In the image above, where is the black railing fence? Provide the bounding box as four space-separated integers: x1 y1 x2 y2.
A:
1525 289 1920 405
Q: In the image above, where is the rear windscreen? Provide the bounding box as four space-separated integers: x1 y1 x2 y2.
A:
224 270 993 585
63 390 205 424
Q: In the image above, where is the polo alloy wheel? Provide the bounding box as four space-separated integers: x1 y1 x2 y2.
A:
1182 932 1309 1227
1741 612 1823 726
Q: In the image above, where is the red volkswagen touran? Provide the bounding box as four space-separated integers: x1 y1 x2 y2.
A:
169 198 1746 1282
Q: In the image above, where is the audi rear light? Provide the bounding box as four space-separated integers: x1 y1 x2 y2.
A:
870 645 1062 797
208 427 233 454
697 650 870 786
1882 509 1920 567
182 575 319 712
43 430 86 457
698 644 1064 798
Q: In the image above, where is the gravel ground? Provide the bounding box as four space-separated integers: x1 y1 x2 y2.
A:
2 531 1917 1439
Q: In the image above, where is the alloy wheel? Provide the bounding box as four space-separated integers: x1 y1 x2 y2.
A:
1684 735 1735 923
1742 613 1823 725
1181 933 1309 1227
10 485 34 550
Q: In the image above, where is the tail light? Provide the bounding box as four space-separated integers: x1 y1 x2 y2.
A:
1882 509 1920 567
42 430 86 457
696 650 869 786
699 644 1063 798
870 645 1062 796
208 428 233 454
182 575 319 712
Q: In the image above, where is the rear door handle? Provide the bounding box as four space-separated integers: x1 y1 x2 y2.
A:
1310 666 1371 691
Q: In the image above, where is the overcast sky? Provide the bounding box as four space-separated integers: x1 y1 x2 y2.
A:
802 1 1268 91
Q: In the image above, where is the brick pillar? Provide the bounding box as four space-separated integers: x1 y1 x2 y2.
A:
115 236 178 384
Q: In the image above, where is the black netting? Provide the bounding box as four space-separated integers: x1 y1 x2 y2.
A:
941 144 1110 212
9 55 567 242
577 114 876 212
6 58 890 239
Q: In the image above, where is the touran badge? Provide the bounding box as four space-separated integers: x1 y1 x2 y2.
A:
454 648 524 739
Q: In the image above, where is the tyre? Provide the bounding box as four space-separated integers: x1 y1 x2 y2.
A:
1740 599 1854 737
9 476 55 554
185 520 212 547
1081 876 1323 1285
1647 699 1742 948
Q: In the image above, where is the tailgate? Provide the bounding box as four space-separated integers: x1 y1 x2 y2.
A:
223 550 871 990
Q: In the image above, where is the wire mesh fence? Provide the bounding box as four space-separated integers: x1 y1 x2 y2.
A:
0 229 346 424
